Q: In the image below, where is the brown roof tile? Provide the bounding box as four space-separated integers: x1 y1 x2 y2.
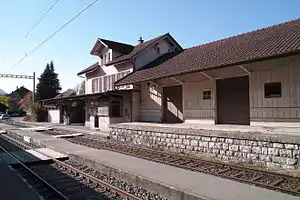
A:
106 33 171 65
77 62 99 76
99 39 134 54
115 19 300 86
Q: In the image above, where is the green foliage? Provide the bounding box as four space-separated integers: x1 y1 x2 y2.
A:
36 61 61 101
0 95 10 107
31 102 47 122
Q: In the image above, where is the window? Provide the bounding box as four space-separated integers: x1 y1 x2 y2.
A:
92 78 99 93
103 54 106 64
264 82 281 98
100 55 104 65
109 101 122 117
107 52 111 62
156 47 160 54
98 77 103 93
203 90 211 100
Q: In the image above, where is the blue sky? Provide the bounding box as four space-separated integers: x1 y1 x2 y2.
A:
0 0 299 94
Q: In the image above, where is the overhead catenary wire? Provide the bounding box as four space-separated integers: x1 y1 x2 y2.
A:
12 0 99 68
25 0 61 38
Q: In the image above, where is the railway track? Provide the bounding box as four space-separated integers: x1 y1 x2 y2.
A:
3 121 300 196
0 134 145 200
65 134 300 197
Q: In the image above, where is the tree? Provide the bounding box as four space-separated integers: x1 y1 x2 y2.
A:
0 95 10 107
18 93 33 114
36 61 61 101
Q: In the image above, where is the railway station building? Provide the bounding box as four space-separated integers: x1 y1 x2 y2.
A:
44 19 300 130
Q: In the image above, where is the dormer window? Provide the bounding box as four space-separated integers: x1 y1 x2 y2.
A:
103 54 107 64
107 52 111 62
154 44 160 54
100 55 103 65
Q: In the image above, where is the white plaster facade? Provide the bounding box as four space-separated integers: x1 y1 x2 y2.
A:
81 35 180 130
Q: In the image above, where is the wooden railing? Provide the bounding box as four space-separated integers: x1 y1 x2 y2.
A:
91 70 131 93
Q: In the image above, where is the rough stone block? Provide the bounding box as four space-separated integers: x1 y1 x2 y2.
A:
285 144 299 150
286 158 298 165
226 150 233 156
240 146 251 153
196 136 202 140
247 153 258 160
186 146 194 151
259 155 271 162
220 150 226 155
215 143 223 149
273 143 284 148
225 138 233 144
212 148 220 154
176 138 182 144
268 148 279 156
266 162 281 169
252 146 261 154
166 138 171 143
233 139 240 145
229 145 239 151
261 147 268 155
249 141 258 146
183 139 190 145
221 143 229 150
211 137 217 142
179 135 185 139
167 143 172 147
202 137 211 142
240 140 247 145
203 147 209 153
217 138 225 142
179 145 186 149
199 141 209 147
191 140 199 147
292 150 300 159
233 152 242 157
209 142 215 148
279 149 293 158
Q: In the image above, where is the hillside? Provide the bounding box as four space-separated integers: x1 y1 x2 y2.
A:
0 88 7 95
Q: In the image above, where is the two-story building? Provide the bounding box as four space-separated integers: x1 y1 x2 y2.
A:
44 33 183 131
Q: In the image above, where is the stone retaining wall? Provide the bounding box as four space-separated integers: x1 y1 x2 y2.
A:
110 126 300 170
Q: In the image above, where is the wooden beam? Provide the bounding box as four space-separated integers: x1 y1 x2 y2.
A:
200 72 214 80
171 77 183 84
239 65 251 75
149 81 160 87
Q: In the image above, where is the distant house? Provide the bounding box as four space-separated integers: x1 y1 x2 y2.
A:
0 103 8 113
7 86 31 113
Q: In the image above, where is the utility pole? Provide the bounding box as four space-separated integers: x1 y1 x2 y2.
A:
33 72 36 103
0 73 36 102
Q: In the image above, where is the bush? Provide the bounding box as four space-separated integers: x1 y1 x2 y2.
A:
31 102 47 122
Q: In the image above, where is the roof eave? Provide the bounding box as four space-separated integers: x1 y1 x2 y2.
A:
115 49 300 87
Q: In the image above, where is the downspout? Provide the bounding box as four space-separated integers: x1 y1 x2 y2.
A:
130 58 135 122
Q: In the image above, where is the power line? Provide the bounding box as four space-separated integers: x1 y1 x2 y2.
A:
25 0 61 38
12 0 99 68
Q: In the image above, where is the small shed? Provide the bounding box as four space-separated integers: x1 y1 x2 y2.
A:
0 103 8 113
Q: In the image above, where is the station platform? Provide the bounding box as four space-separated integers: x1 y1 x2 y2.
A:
0 159 41 200
0 147 68 165
1 123 299 200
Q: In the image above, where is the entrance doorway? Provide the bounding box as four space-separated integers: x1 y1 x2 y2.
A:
163 85 183 123
216 76 250 125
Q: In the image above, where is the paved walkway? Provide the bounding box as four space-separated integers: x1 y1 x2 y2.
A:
2 124 300 200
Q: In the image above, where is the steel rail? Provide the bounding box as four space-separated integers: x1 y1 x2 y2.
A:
0 136 69 200
69 136 300 197
0 134 142 200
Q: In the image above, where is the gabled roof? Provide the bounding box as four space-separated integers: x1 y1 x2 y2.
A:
115 19 300 86
99 39 134 54
7 86 30 98
54 89 76 99
90 38 133 55
106 33 182 66
77 62 99 76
